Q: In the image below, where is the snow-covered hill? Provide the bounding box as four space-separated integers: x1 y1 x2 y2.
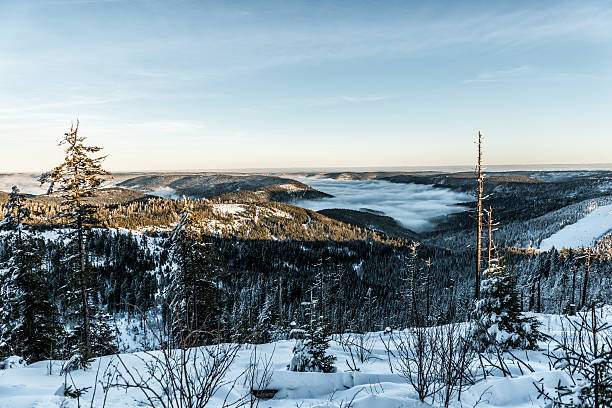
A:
1 308 610 408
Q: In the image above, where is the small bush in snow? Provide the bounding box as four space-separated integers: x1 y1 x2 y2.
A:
0 355 25 370
289 315 336 373
61 352 91 373
536 303 612 407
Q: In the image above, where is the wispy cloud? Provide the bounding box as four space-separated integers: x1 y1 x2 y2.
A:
0 96 140 114
8 1 606 83
308 95 389 106
462 66 600 84
124 120 208 132
131 70 169 78
462 65 532 83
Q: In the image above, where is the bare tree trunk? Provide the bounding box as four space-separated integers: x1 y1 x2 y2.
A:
487 207 493 268
581 247 591 308
475 131 484 300
591 303 600 408
278 275 283 328
425 258 431 324
77 208 90 355
537 276 541 313
571 266 577 305
73 133 91 356
319 269 325 318
411 264 420 326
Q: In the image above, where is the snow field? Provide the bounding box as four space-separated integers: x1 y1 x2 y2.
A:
2 309 611 407
539 203 612 250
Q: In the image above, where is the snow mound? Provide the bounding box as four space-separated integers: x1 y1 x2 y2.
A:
0 356 26 370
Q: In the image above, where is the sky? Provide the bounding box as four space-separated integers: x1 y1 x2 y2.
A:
1 0 611 172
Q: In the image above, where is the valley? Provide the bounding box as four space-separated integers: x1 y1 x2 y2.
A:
2 168 612 407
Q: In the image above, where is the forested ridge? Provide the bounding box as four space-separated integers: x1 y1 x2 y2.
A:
2 179 612 353
2 128 612 372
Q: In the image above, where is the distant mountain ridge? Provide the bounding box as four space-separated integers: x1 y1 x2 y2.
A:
117 174 331 202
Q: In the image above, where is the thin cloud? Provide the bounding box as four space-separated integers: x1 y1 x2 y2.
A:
124 120 208 132
308 95 389 106
462 65 532 83
0 96 139 114
462 66 600 84
9 1 609 81
131 70 169 78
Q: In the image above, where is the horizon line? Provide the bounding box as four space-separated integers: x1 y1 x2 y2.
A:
3 163 612 175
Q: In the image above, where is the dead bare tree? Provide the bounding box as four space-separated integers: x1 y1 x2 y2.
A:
391 327 441 403
391 325 478 406
425 257 432 324
243 345 275 406
475 131 485 300
580 247 592 309
435 324 476 407
338 332 377 372
105 304 246 408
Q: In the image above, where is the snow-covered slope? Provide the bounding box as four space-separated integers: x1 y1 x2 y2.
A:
539 203 612 250
1 309 610 408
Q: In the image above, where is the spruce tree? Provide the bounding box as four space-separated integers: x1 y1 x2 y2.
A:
0 186 28 236
0 187 62 363
167 200 224 345
470 258 542 352
41 120 110 364
252 295 274 344
289 289 336 373
8 237 63 363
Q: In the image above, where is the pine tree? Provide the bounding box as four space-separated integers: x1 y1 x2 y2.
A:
40 120 109 363
361 287 376 333
471 208 541 352
470 258 542 352
0 188 62 363
252 295 274 344
289 289 336 373
167 200 224 345
9 237 63 363
0 186 29 236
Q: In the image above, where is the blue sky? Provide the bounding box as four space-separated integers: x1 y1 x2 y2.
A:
1 0 611 171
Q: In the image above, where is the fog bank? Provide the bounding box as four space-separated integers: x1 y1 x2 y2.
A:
293 177 472 232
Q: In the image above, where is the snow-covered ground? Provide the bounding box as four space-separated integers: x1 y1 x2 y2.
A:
1 310 609 408
539 203 612 250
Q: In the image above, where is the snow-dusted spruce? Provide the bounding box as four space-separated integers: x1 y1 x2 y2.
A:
251 295 275 343
471 258 542 352
40 120 114 368
0 186 28 234
289 294 336 373
166 198 224 346
0 186 62 363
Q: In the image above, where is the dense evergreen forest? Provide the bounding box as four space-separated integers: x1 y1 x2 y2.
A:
2 177 612 363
